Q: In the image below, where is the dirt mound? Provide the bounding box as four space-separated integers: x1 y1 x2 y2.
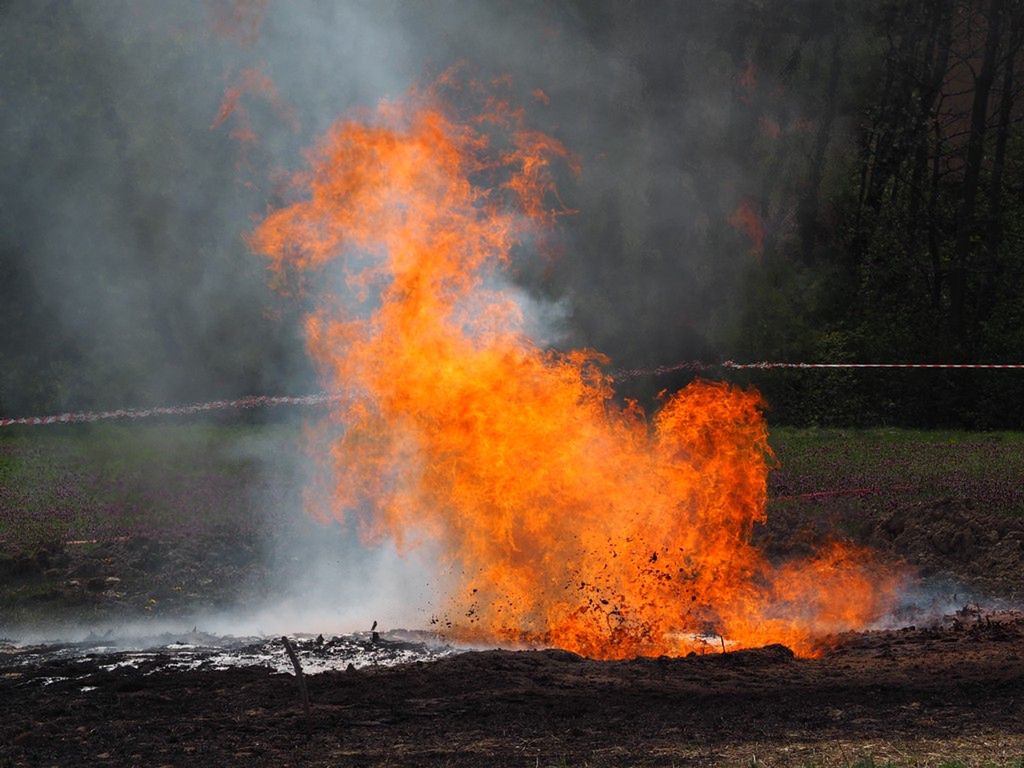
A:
869 498 1024 594
0 532 268 630
761 495 1024 598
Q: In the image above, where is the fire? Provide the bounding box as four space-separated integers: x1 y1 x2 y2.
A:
251 85 897 658
211 67 298 137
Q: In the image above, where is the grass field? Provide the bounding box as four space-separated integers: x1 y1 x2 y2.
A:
0 421 303 551
2 421 1023 552
769 427 1024 511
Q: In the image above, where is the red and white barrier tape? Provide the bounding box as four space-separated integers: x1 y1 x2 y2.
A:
611 360 1024 378
2 361 1021 427
0 394 341 428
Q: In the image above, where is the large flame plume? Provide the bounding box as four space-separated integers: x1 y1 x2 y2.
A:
251 85 897 658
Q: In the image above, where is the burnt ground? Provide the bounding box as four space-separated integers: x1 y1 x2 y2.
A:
2 614 1024 767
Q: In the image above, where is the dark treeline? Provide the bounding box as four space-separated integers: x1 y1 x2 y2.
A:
1 0 1023 428
573 0 1024 427
733 0 1024 427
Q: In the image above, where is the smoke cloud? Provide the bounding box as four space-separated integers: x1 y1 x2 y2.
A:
0 0 830 637
1 0 786 414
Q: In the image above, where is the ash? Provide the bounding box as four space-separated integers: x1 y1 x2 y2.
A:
0 629 461 688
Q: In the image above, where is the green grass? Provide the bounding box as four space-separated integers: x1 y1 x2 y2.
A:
0 421 303 551
2 423 1023 554
767 427 1024 515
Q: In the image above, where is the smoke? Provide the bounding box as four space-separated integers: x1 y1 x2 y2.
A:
0 0 840 638
872 577 1020 632
0 0 793 414
0 1 308 414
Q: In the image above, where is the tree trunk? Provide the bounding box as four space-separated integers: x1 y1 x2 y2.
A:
950 0 1005 351
798 2 844 264
928 111 945 313
981 7 1022 318
907 1 953 264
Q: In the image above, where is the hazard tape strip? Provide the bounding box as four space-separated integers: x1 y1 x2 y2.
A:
2 361 1021 427
610 360 1024 378
0 394 341 428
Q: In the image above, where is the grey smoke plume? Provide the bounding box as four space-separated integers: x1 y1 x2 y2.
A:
0 0 826 636
1 0 784 415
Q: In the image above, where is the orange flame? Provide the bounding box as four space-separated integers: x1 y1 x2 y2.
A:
251 87 898 658
211 67 298 138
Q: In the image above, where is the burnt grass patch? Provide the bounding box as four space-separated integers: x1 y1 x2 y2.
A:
2 425 1024 765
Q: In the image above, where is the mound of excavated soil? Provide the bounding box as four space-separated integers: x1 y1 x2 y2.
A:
760 496 1024 598
870 498 1024 593
0 532 269 630
5 495 1022 635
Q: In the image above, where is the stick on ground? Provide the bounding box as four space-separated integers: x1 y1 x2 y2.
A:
281 635 311 725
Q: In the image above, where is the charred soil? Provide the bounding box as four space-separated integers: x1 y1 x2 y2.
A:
3 615 1024 766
